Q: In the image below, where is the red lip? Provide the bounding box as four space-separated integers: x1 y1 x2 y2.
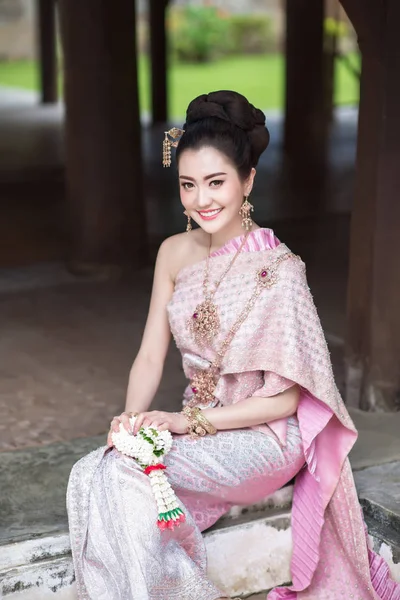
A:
197 209 223 221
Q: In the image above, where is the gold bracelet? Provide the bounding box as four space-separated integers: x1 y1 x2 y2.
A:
194 408 217 435
181 406 217 439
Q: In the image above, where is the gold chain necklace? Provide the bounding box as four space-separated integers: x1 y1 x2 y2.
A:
187 252 297 408
189 231 250 345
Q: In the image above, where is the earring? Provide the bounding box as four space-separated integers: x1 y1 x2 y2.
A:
184 211 192 233
239 196 254 231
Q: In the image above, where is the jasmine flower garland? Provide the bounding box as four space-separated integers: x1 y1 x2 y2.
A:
111 415 186 530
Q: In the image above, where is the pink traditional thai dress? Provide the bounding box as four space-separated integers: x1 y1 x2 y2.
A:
67 228 400 599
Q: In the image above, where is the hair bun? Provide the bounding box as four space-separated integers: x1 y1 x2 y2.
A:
185 90 270 161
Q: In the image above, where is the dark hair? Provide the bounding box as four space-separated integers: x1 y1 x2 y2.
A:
176 90 270 180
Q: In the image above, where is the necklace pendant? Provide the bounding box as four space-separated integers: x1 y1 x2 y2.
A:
190 298 220 344
188 368 217 407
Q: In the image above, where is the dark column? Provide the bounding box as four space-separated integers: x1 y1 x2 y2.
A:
340 0 381 55
149 0 169 124
284 0 326 167
345 0 400 410
37 0 58 104
59 0 147 271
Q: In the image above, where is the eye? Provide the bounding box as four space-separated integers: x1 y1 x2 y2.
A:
210 179 224 188
181 182 194 190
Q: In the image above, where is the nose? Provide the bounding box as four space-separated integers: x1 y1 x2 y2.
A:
196 187 213 209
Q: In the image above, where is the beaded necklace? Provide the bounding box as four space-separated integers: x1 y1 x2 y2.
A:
187 251 297 408
188 231 250 346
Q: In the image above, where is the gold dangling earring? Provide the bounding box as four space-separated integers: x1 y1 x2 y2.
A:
239 195 254 231
184 211 192 233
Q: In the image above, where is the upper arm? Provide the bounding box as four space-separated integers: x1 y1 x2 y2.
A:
136 238 175 367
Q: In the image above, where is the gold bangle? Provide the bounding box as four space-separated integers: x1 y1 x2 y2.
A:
181 406 217 439
193 408 217 435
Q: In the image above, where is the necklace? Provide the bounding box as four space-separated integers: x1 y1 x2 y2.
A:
189 231 250 345
187 252 297 408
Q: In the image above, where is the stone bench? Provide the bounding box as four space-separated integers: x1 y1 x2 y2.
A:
1 409 400 599
0 434 295 599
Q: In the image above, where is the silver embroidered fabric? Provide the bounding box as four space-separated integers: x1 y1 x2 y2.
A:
67 418 304 599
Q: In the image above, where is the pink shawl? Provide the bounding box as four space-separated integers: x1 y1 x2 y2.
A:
171 228 400 599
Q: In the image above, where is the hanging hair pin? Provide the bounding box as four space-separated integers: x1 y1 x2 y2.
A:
162 127 185 168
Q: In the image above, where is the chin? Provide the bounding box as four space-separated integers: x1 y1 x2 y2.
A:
193 211 233 234
197 222 225 235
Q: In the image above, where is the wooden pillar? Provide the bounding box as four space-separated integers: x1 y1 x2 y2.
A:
344 0 400 410
37 0 58 104
59 0 147 270
284 0 327 167
149 0 168 124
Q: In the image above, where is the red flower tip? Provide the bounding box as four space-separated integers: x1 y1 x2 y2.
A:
157 520 168 531
144 464 166 475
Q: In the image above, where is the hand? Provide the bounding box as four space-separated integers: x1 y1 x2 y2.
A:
107 411 137 447
132 410 188 436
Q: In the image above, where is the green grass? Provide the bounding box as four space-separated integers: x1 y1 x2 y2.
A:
0 60 39 90
0 53 360 118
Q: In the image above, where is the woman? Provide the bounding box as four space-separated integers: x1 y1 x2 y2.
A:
67 91 400 599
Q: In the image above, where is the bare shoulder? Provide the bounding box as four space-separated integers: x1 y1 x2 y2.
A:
159 229 208 282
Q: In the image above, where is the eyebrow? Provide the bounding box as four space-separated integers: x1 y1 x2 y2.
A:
179 172 227 182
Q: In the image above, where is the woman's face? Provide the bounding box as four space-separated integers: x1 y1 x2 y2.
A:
178 146 255 236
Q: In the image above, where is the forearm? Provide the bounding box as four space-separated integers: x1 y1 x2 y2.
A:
124 354 163 413
202 385 299 430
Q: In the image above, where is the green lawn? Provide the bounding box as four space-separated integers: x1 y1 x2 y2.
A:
0 60 40 91
0 53 360 118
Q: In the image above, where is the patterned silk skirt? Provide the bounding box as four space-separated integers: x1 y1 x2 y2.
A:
67 417 305 600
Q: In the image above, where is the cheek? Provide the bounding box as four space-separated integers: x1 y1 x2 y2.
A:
219 183 243 210
179 188 189 208
180 188 197 209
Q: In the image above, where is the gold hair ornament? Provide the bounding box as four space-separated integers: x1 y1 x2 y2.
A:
162 127 185 168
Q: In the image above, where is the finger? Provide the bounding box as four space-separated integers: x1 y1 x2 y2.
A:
141 417 152 430
147 420 162 430
110 417 121 433
142 415 157 427
157 423 170 432
119 412 132 432
107 423 116 445
133 413 148 435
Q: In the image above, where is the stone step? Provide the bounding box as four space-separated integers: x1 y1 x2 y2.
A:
354 461 400 572
2 477 400 599
1 430 400 598
3 499 399 599
0 499 292 598
1 555 74 598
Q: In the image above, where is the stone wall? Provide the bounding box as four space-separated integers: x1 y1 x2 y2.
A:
0 0 35 61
